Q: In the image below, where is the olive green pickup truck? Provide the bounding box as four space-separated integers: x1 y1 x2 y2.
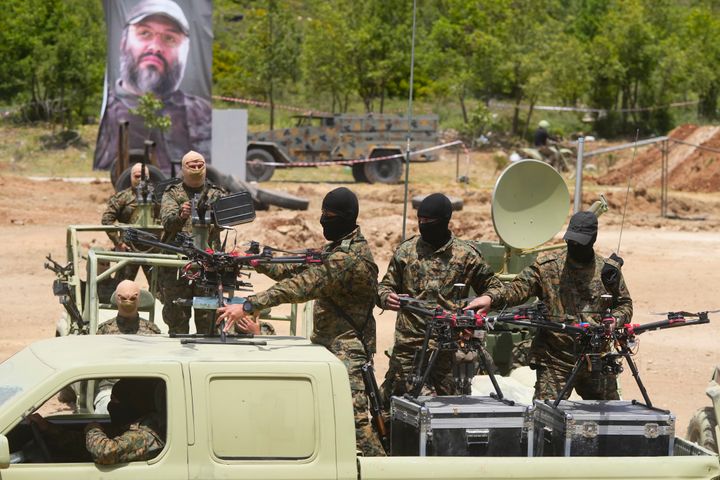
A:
1 335 718 479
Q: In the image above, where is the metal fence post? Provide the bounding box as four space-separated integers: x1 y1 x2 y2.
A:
574 137 585 213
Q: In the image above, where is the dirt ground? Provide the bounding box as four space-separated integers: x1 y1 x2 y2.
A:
1 145 719 438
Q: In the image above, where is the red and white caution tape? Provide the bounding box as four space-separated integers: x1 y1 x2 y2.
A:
213 95 332 116
254 140 468 168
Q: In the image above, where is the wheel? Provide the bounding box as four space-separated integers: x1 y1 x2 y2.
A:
114 164 167 192
411 194 464 211
204 164 224 186
351 163 368 182
110 149 146 188
255 188 309 210
687 407 718 452
363 150 403 184
246 149 276 182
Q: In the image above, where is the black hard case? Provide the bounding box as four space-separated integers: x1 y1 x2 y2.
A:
533 400 676 457
390 395 533 457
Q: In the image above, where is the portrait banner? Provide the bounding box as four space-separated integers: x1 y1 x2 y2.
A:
94 0 213 175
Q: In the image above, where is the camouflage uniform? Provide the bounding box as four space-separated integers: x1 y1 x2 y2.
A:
101 187 156 282
97 315 161 335
494 250 633 400
93 84 211 175
247 228 384 456
377 235 504 408
84 413 165 465
159 181 227 334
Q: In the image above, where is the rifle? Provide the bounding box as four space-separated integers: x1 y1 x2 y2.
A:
123 228 323 340
44 254 87 334
361 362 389 451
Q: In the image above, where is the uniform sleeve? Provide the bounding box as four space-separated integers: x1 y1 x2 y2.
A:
160 189 184 237
377 254 402 307
249 254 346 310
468 256 504 300
495 261 544 308
85 425 163 465
102 193 123 246
253 262 307 281
612 273 633 325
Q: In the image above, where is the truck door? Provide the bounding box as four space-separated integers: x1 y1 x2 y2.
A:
0 364 187 480
188 362 339 480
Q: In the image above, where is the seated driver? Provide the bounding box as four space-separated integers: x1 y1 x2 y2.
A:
28 378 165 465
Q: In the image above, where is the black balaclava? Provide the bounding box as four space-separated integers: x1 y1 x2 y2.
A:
320 187 359 241
566 236 596 263
417 193 452 249
108 378 157 426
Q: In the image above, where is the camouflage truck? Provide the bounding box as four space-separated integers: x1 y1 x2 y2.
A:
246 112 439 183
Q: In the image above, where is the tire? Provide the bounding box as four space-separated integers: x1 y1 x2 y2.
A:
110 149 147 188
687 407 718 452
363 150 403 184
351 163 368 182
114 164 167 192
255 188 309 210
204 164 224 187
246 149 276 182
411 194 464 211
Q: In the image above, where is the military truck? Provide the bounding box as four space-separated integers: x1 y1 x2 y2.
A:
246 112 440 183
1 334 718 478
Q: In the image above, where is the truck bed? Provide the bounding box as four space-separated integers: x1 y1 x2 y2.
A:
359 439 720 480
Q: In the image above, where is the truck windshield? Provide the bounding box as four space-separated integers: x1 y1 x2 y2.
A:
0 348 54 409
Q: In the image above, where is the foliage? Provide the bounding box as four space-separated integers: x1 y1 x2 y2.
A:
128 93 171 134
0 0 105 128
2 0 720 140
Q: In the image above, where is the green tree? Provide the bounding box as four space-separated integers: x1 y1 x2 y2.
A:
0 0 104 128
228 1 300 129
300 1 356 112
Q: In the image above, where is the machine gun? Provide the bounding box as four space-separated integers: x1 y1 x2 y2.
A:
399 299 549 400
123 228 323 340
44 254 87 334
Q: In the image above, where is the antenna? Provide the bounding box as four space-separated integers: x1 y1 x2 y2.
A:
617 129 640 255
400 0 418 241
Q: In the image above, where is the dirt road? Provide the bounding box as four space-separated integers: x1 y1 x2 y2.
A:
1 159 719 437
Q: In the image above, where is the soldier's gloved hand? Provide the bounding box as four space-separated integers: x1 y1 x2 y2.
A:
180 201 191 220
601 253 624 292
463 295 492 313
385 293 408 311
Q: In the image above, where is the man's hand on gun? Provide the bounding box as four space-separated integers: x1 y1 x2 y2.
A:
216 304 260 334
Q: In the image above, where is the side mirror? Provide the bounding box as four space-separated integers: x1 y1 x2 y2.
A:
0 434 10 468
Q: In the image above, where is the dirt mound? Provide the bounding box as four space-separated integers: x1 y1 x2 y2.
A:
596 124 720 193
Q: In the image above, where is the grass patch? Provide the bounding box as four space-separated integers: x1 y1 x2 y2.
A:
0 122 100 178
